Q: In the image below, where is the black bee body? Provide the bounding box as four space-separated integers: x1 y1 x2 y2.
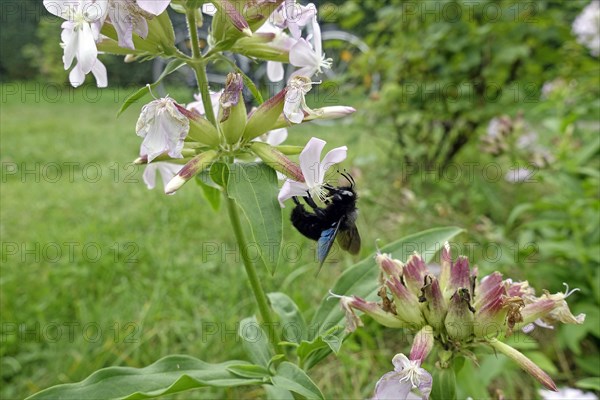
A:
291 174 361 272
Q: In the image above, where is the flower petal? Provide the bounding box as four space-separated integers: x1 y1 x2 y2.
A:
311 14 322 56
298 137 325 188
319 145 347 183
68 62 86 87
289 38 318 68
137 0 170 15
374 371 412 400
143 162 183 191
267 61 285 82
90 59 108 87
76 22 99 73
277 179 308 207
283 87 305 123
136 98 189 163
61 21 77 69
265 128 288 146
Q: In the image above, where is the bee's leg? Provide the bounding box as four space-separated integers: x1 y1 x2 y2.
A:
304 193 327 217
292 196 319 216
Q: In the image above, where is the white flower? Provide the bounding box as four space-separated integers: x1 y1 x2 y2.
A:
60 20 107 87
142 162 183 193
572 0 600 57
289 16 332 78
374 354 433 400
284 76 319 123
277 137 347 206
45 0 107 74
136 97 189 163
271 1 316 39
539 387 598 400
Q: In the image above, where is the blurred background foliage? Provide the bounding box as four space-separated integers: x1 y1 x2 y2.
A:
1 0 599 399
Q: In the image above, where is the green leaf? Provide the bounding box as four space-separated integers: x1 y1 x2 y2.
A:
226 163 282 274
576 377 600 391
239 317 273 367
264 385 295 400
455 354 506 399
507 203 534 228
117 59 186 116
270 362 324 400
27 355 262 400
310 227 464 337
296 325 345 369
210 161 229 188
154 10 176 50
431 367 457 400
226 364 270 380
267 292 307 343
196 171 222 211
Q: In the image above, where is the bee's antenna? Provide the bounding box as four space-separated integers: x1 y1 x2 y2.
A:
340 170 355 188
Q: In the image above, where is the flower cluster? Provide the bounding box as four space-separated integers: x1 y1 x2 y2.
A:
335 243 585 398
43 0 171 87
135 74 354 194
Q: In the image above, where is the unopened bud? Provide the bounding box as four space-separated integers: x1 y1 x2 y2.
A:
409 325 435 364
249 142 304 182
376 253 403 277
213 0 252 38
444 288 475 341
219 73 246 144
175 105 220 147
243 88 287 140
165 150 219 194
489 338 557 391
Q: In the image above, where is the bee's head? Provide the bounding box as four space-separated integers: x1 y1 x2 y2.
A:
322 172 357 204
325 185 356 204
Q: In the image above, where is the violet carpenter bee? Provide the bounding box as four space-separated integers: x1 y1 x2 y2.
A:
291 172 361 274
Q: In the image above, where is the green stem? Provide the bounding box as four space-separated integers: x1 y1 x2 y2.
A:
185 7 217 126
225 194 282 352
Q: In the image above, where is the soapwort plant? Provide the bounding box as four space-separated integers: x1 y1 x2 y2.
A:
30 1 585 399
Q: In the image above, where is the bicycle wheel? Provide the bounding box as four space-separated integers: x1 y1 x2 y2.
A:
320 29 380 96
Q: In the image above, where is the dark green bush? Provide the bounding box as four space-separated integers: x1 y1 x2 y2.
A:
350 0 596 172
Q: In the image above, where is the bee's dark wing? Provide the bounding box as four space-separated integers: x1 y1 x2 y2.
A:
315 219 343 276
336 222 361 255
